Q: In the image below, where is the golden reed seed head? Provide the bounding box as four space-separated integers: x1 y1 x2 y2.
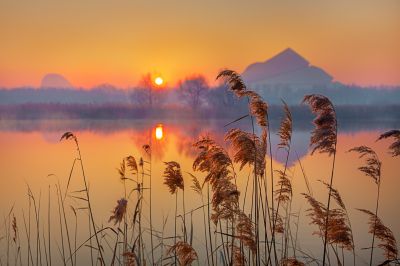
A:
108 198 128 225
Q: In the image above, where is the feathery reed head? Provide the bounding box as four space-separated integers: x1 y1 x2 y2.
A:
163 161 184 194
225 128 266 176
193 136 232 185
349 146 381 184
188 172 202 195
231 244 246 266
142 144 151 155
168 241 198 266
302 193 353 250
302 94 337 155
126 156 138 173
236 211 257 253
210 177 240 223
123 252 138 266
108 198 128 225
275 170 292 204
217 70 268 127
357 208 398 260
246 91 268 127
117 159 126 181
60 131 77 142
216 69 247 98
278 100 293 149
377 129 400 157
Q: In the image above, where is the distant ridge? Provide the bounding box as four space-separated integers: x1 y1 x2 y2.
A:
40 73 74 89
242 48 332 86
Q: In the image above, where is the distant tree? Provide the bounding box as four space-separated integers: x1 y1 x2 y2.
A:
178 75 208 110
129 73 167 107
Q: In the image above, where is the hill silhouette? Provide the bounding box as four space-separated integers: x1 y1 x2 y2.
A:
242 48 333 86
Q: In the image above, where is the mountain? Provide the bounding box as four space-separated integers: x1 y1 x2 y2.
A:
242 48 333 86
40 73 74 89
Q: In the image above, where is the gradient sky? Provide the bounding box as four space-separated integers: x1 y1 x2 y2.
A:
0 0 399 88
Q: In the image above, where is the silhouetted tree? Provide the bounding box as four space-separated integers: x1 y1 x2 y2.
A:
178 75 208 110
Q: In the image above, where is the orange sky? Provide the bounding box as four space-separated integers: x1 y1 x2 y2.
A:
0 0 399 88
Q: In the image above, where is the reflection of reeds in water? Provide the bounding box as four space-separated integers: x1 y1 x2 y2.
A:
2 72 400 266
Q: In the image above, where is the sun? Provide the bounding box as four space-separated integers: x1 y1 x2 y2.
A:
154 77 163 86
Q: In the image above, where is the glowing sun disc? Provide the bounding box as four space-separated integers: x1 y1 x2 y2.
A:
155 77 163 86
155 125 163 140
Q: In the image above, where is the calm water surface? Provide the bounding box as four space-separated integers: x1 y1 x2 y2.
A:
0 118 399 265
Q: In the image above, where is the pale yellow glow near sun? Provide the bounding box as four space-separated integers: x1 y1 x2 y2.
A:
154 77 163 86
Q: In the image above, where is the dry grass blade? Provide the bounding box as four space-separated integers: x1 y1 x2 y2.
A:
280 258 305 266
12 215 17 243
278 100 293 149
349 146 381 184
163 161 184 194
357 209 398 260
108 198 128 225
225 128 266 176
377 130 400 157
60 131 77 142
302 94 337 155
168 241 198 266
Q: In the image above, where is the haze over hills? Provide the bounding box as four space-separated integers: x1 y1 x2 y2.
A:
0 48 400 107
242 48 333 87
40 73 74 89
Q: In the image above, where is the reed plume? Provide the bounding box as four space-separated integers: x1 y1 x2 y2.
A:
231 244 246 266
163 161 184 194
279 258 305 266
349 146 381 184
168 241 198 266
189 173 202 195
126 156 138 174
302 193 353 251
193 136 233 186
357 209 398 261
377 130 400 157
274 170 292 204
211 177 240 224
271 209 284 234
278 100 293 150
123 252 138 266
109 198 128 225
302 94 337 155
225 128 266 176
235 211 257 253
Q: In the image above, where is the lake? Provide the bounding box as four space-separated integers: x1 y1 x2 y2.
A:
0 118 399 265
